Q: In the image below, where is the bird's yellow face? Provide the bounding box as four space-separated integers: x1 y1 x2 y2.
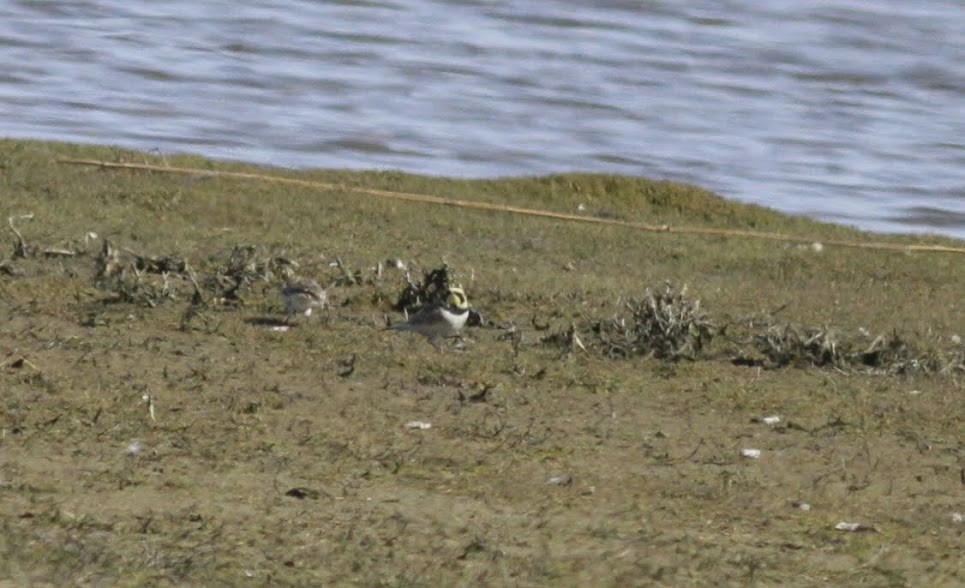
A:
447 287 469 310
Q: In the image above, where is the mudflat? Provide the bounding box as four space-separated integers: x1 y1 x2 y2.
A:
1 139 961 586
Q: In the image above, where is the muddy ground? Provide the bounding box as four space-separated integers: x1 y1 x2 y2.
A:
1 140 962 586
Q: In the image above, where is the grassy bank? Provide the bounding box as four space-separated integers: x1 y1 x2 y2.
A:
1 139 962 585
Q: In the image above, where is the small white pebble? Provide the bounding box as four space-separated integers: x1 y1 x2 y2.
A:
404 421 432 430
951 334 961 345
793 502 811 511
908 390 922 396
741 448 762 459
810 242 824 252
126 441 142 456
576 203 586 212
834 521 875 532
952 512 963 523
762 415 782 425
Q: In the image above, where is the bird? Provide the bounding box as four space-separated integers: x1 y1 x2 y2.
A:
387 286 470 348
280 276 328 322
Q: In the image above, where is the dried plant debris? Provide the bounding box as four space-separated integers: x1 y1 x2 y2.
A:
751 325 849 369
101 266 179 307
0 258 22 277
125 248 187 274
332 256 363 287
394 264 455 312
540 323 587 354
539 283 961 375
856 330 963 375
93 242 253 308
8 214 34 258
93 239 185 306
201 245 281 305
550 282 715 361
616 282 715 360
96 239 123 280
8 214 100 260
742 323 963 375
89 240 339 313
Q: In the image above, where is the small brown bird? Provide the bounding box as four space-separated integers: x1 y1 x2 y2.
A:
280 277 328 322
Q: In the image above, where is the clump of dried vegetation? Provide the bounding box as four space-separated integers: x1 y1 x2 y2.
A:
543 282 715 360
595 282 716 360
536 280 961 376
94 238 195 307
92 239 294 310
745 323 963 375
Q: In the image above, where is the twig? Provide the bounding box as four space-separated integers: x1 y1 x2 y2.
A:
8 214 33 258
143 394 156 422
1 357 42 372
42 247 75 257
334 256 359 285
684 438 706 462
185 264 206 306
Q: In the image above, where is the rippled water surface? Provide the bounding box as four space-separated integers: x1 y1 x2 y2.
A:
2 0 963 237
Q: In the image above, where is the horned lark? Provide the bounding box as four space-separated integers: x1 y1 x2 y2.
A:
388 286 469 347
280 277 328 322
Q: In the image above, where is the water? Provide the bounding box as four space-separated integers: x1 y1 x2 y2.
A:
1 0 963 238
